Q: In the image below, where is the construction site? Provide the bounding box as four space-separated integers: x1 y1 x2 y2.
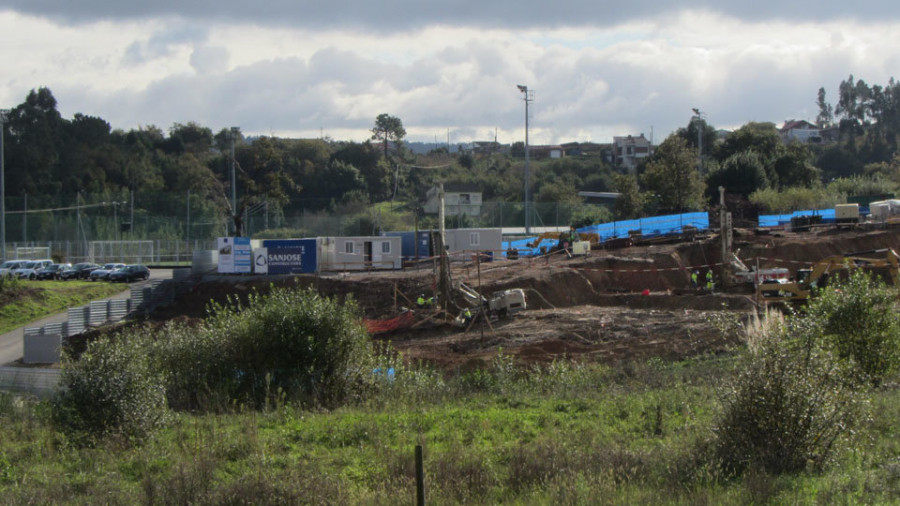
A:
139 222 900 373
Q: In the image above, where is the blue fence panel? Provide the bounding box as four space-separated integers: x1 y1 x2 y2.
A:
758 208 836 228
503 212 710 257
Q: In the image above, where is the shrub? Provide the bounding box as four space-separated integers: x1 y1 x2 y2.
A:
51 330 169 444
159 286 374 410
806 269 900 386
712 316 863 476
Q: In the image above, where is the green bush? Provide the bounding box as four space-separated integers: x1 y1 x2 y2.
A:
160 286 375 410
51 329 169 444
806 269 900 386
713 317 863 476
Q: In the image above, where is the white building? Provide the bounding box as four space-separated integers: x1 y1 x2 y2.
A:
780 120 822 144
424 183 482 217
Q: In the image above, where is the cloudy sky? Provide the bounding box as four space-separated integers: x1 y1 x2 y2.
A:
1 1 898 146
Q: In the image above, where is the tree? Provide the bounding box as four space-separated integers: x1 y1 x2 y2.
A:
371 113 406 159
641 135 705 213
816 87 834 128
773 142 820 188
706 151 768 199
717 122 782 186
611 173 644 219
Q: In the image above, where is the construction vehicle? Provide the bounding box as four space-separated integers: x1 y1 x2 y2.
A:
455 281 527 324
758 248 900 303
731 253 789 287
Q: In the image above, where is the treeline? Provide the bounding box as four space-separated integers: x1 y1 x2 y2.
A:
4 77 900 237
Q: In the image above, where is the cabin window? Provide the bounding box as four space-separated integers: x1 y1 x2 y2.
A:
381 241 391 254
469 232 480 246
345 241 355 254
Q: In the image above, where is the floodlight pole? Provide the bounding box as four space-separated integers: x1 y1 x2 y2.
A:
692 108 704 175
0 109 8 260
518 85 533 234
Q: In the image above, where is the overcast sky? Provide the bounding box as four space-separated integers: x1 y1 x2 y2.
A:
1 1 899 146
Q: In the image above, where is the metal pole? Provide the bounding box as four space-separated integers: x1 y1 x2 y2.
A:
186 189 191 243
0 109 7 261
522 87 531 234
230 127 238 235
22 192 26 243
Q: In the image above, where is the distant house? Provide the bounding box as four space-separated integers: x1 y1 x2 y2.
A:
780 120 822 144
472 141 506 155
612 134 653 172
529 145 565 159
424 183 483 217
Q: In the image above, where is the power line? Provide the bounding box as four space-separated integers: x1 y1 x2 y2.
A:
5 201 122 214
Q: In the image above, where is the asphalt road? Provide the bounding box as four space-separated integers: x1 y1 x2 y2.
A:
0 268 172 365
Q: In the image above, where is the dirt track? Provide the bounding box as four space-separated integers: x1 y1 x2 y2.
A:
148 226 900 371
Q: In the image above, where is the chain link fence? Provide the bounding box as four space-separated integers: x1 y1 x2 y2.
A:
2 192 614 257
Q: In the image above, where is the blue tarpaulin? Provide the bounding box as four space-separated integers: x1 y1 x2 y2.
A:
758 209 835 228
503 212 710 257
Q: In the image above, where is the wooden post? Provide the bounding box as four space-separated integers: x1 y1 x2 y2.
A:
415 445 425 506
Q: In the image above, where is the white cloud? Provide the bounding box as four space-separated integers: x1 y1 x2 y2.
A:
2 7 900 146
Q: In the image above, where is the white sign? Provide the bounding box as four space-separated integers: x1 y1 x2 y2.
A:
217 237 234 273
254 248 268 275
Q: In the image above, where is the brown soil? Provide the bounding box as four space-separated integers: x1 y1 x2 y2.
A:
144 225 900 371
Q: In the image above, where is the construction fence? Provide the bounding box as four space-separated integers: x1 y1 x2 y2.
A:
2 190 614 243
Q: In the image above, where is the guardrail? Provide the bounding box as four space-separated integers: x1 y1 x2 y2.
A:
0 366 60 397
19 278 188 366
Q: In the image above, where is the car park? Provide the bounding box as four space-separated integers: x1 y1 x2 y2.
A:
108 264 151 283
90 263 126 281
59 263 100 281
12 259 54 280
0 260 28 278
35 263 72 280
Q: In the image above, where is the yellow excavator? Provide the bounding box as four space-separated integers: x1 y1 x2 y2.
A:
758 248 900 303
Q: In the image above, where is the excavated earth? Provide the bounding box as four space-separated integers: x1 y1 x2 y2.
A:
145 225 900 371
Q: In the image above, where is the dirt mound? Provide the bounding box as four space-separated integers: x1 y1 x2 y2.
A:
139 226 900 371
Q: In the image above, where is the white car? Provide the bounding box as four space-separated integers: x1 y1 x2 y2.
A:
12 259 54 280
0 260 28 278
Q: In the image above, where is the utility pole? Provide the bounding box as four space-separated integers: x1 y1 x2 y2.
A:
0 109 8 260
230 127 239 235
22 192 26 243
518 85 534 234
438 183 450 315
692 108 704 175
186 189 191 244
719 186 731 289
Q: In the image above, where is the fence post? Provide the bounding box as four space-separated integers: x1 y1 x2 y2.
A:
415 445 425 506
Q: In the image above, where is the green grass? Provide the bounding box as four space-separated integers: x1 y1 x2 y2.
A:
0 280 129 334
2 357 899 504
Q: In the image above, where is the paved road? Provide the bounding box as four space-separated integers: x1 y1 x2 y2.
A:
0 268 172 366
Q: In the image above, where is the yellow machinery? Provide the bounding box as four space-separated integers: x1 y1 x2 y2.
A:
758 248 900 303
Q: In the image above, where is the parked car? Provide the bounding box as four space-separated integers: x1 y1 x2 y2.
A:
59 263 100 281
108 264 151 283
0 260 27 278
12 259 54 280
35 263 72 280
89 263 126 282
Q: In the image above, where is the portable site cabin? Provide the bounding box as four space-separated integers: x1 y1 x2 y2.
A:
442 228 503 261
319 236 402 271
382 231 432 262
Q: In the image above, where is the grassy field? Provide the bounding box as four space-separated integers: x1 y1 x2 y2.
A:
0 278 128 334
2 356 900 504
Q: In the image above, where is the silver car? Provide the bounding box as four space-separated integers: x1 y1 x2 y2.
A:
12 259 54 280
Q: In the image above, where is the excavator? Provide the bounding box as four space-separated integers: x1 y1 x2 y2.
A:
758 248 900 303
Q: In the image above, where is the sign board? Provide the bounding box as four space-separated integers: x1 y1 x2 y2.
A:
253 248 268 275
261 239 318 274
217 237 252 274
